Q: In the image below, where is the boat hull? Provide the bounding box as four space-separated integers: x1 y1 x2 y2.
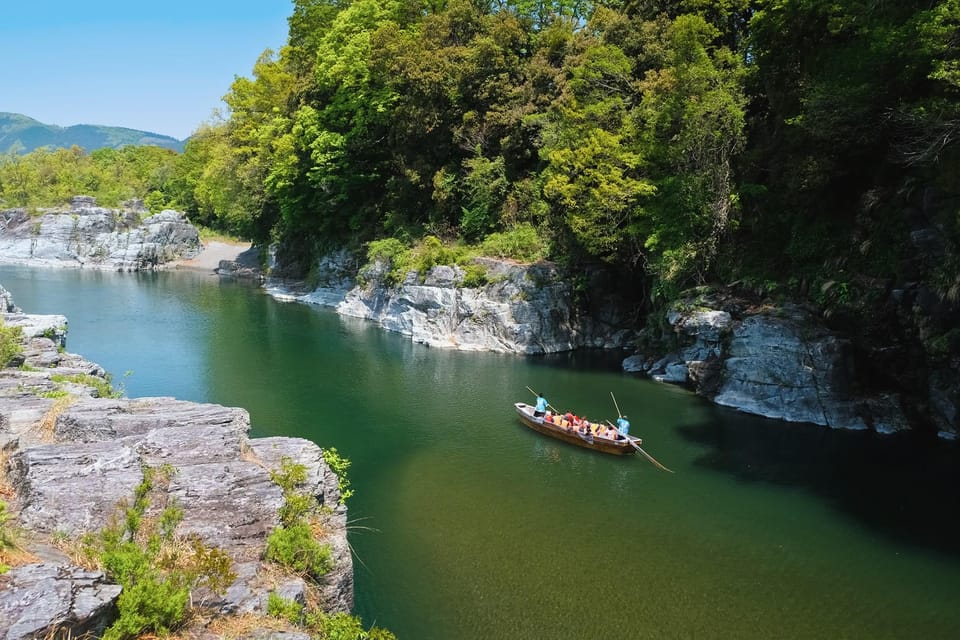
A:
514 402 637 455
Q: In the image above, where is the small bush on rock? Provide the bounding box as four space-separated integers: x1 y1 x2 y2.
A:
268 593 397 640
266 456 332 578
82 464 236 640
265 522 332 577
0 319 23 368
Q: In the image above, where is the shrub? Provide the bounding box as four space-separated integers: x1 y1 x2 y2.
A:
270 457 309 493
477 223 546 263
267 591 304 623
82 464 236 640
267 456 333 579
0 501 14 574
265 522 332 578
0 319 23 368
460 262 489 288
365 236 476 285
366 237 407 264
322 448 354 504
270 593 397 640
50 372 122 398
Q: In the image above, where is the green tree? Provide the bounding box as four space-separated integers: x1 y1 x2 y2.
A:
637 12 747 286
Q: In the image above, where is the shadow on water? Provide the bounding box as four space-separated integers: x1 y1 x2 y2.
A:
678 405 960 556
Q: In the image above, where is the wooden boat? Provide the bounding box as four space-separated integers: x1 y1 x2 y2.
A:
514 402 640 456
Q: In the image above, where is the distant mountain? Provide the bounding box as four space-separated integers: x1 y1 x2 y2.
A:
0 112 185 154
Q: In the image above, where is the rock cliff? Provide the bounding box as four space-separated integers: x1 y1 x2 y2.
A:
0 297 353 638
0 196 200 270
267 251 636 354
625 294 956 439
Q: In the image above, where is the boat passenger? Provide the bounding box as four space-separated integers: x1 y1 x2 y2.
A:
617 415 631 437
534 392 548 418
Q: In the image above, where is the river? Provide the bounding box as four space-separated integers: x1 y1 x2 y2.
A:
2 265 959 639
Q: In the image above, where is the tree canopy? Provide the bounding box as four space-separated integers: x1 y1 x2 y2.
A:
3 0 958 321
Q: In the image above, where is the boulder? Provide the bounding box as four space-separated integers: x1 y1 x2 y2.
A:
0 563 121 640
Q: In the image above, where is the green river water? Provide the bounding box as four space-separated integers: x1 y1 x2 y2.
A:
2 265 959 639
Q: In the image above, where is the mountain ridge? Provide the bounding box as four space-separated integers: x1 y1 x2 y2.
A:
0 112 185 153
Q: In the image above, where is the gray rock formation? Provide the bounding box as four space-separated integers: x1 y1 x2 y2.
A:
268 252 635 354
0 563 121 640
0 306 355 635
0 196 200 270
216 245 264 281
629 299 914 434
0 285 18 313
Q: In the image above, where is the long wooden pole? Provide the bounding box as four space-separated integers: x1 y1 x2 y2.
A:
610 391 623 418
605 420 674 473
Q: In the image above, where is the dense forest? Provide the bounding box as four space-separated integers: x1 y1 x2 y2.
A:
2 0 958 348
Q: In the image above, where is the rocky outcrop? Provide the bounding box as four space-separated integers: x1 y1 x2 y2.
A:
627 297 918 435
216 245 264 281
0 285 18 313
0 196 200 270
0 301 354 636
268 252 636 354
0 563 121 640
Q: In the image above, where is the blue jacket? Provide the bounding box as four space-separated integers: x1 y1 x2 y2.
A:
617 417 630 435
535 396 548 412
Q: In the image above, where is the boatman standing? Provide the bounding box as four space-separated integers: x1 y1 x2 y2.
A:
534 392 548 418
617 414 630 437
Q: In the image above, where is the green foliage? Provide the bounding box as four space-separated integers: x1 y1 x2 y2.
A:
322 447 354 504
307 611 366 640
270 456 309 493
365 236 474 285
82 464 236 640
50 372 122 398
477 223 547 263
279 492 317 528
269 591 397 640
102 576 189 640
0 501 15 574
460 153 508 241
0 145 181 209
266 455 335 579
925 327 960 363
366 238 408 268
267 591 304 623
0 319 23 368
265 522 333 578
44 0 948 367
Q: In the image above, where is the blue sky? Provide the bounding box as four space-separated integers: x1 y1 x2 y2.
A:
1 1 292 140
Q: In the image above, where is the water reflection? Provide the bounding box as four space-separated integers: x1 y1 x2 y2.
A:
679 407 960 555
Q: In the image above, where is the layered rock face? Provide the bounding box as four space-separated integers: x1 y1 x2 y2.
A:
268 252 636 354
0 196 200 270
0 303 353 638
624 298 941 436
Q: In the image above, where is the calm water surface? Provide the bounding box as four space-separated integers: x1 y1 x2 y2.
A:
2 265 959 639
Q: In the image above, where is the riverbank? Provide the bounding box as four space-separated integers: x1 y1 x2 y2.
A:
175 240 251 271
0 285 358 639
